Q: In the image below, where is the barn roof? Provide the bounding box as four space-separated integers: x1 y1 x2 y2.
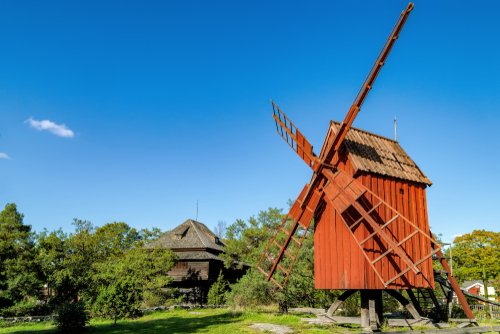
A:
329 121 432 186
149 219 225 253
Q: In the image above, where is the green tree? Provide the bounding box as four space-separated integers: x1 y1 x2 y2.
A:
453 230 500 299
91 247 175 322
93 279 140 325
223 207 338 310
37 229 73 304
221 207 284 268
0 203 42 307
207 271 229 306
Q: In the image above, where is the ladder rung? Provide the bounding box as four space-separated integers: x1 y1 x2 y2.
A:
359 214 400 246
280 226 291 236
273 240 284 250
279 227 300 245
269 277 284 289
372 229 419 265
256 266 270 278
383 248 441 287
350 201 383 230
265 254 275 263
277 264 289 275
285 249 295 260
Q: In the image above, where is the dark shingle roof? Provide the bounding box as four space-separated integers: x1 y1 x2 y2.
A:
174 251 223 261
150 219 224 252
329 121 432 186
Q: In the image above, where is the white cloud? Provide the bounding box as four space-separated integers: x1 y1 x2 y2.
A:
0 152 10 159
26 117 74 138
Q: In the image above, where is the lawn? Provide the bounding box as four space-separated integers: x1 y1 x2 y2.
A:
0 308 360 333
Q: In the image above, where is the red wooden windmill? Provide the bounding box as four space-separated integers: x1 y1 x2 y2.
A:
257 3 475 330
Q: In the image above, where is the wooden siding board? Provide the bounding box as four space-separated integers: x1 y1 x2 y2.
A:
422 189 434 289
313 171 434 289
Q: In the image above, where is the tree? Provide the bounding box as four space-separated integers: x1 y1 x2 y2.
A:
452 230 500 299
222 207 338 310
207 271 229 306
37 229 72 304
91 247 176 322
0 203 42 307
214 220 227 239
221 207 284 269
93 279 140 325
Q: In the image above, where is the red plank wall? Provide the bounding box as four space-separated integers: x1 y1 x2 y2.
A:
314 158 434 290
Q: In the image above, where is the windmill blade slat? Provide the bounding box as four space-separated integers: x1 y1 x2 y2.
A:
272 101 319 170
255 184 321 288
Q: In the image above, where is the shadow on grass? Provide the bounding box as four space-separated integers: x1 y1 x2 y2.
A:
87 311 243 334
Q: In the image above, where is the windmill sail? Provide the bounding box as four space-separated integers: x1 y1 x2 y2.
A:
256 184 323 288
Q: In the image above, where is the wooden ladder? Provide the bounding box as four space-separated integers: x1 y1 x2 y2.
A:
322 169 440 288
256 213 309 288
256 184 323 288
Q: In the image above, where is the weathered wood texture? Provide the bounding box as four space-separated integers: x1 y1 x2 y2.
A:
314 157 434 289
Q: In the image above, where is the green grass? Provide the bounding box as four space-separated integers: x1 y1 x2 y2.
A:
4 309 497 334
0 308 359 334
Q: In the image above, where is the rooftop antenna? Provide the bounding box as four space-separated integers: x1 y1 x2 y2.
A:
394 117 398 141
196 200 199 221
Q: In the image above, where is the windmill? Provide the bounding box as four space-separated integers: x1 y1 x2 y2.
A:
256 3 476 330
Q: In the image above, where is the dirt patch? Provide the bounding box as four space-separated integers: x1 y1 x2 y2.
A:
249 323 293 334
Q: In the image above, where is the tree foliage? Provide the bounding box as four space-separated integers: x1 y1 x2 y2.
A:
221 207 284 269
0 203 42 308
222 207 338 309
55 301 89 333
207 271 229 306
452 230 500 297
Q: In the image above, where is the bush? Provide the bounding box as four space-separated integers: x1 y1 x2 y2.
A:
56 301 89 333
142 287 182 308
0 298 52 317
207 272 229 306
92 280 141 324
226 269 276 309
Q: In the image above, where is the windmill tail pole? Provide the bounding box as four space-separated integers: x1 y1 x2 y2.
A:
326 2 414 165
436 249 477 323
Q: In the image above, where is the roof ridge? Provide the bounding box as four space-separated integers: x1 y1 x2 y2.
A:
330 120 399 144
189 220 210 248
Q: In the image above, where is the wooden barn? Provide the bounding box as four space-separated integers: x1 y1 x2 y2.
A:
150 219 247 303
314 121 434 290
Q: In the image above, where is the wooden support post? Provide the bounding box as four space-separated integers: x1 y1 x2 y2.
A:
406 289 424 316
360 290 371 332
436 249 476 323
326 290 358 318
373 290 384 330
385 290 422 320
361 290 383 332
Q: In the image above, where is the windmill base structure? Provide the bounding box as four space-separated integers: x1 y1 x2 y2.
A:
256 3 477 331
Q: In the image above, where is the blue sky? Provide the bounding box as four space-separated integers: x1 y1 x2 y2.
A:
0 1 498 242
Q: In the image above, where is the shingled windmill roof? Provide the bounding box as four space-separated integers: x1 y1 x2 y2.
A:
150 219 225 254
329 121 432 186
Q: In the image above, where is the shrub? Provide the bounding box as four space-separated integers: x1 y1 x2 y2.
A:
92 280 141 324
207 272 229 306
0 298 52 317
142 287 182 308
226 269 276 308
55 301 89 333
